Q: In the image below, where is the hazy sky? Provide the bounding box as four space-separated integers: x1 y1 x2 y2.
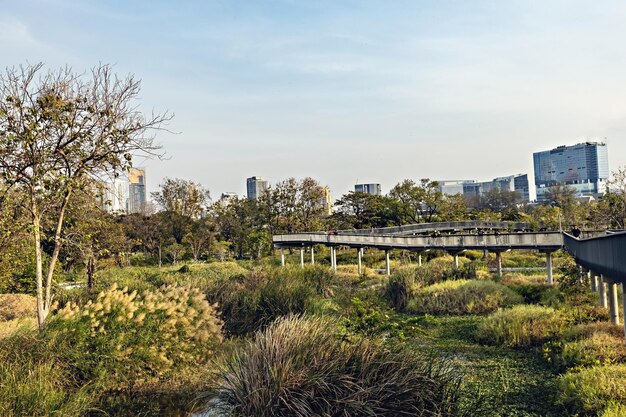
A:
3 0 626 200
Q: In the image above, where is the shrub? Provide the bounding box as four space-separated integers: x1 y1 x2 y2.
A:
475 305 564 348
561 333 626 368
507 283 553 304
207 266 323 336
386 267 418 311
407 279 523 315
0 294 36 321
564 322 624 340
0 356 94 417
210 315 479 417
48 283 223 387
601 402 626 417
558 364 626 414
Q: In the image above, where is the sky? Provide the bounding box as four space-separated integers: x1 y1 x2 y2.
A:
2 0 626 201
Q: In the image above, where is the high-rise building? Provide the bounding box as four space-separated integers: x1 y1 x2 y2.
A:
436 180 476 196
482 174 530 202
220 192 239 203
533 142 609 202
436 175 529 202
354 183 382 195
246 176 268 200
128 167 147 213
100 178 129 213
321 186 333 215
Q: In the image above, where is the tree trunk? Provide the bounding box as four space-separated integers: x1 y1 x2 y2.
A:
42 189 72 323
87 256 96 290
32 212 46 329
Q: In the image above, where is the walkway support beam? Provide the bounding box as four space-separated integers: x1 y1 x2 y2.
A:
280 248 285 267
622 283 626 340
357 248 363 275
311 246 315 265
591 273 597 291
495 252 503 278
300 248 304 268
546 251 554 285
385 250 391 276
599 275 608 308
609 279 620 325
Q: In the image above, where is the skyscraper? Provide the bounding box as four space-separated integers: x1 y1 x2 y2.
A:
100 177 129 213
354 183 382 195
247 176 268 200
533 142 609 202
128 167 147 213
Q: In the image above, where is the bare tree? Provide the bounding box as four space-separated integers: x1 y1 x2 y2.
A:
0 63 170 328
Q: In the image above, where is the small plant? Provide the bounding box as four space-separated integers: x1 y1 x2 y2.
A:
561 332 626 368
475 305 564 347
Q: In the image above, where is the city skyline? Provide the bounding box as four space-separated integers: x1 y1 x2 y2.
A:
3 1 626 198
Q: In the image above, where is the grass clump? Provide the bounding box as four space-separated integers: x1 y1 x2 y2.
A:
601 402 626 417
560 332 626 368
210 315 479 417
407 279 522 315
558 364 626 415
207 266 328 336
475 305 564 348
48 282 223 387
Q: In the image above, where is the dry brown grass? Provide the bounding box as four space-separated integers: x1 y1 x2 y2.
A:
501 273 548 285
0 318 37 339
0 294 36 321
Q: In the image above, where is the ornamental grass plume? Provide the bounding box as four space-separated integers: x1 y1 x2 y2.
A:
49 283 223 387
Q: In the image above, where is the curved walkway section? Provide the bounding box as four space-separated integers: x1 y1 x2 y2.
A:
563 232 626 284
273 231 563 251
336 221 531 236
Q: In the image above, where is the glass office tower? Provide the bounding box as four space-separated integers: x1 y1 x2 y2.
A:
533 142 609 202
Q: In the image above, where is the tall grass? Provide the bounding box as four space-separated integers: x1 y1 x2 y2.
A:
0 294 36 321
475 305 564 347
210 315 481 417
407 279 523 315
206 265 334 336
558 364 626 415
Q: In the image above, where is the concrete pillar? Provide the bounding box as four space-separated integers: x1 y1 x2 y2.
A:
311 247 315 265
300 248 304 268
453 253 459 270
417 252 422 267
591 271 598 292
280 248 285 267
331 247 337 272
546 252 554 285
385 250 391 276
599 275 608 308
622 283 626 339
609 280 620 325
495 252 503 278
357 248 363 275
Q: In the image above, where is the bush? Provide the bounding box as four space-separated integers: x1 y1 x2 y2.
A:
601 402 626 417
207 266 325 336
48 283 223 387
0 356 94 417
407 279 523 315
475 305 564 348
0 294 36 321
558 364 626 414
561 333 626 368
210 315 479 417
386 267 418 311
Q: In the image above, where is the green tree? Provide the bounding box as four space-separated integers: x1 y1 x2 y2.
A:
0 63 168 327
331 192 396 229
389 179 443 224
